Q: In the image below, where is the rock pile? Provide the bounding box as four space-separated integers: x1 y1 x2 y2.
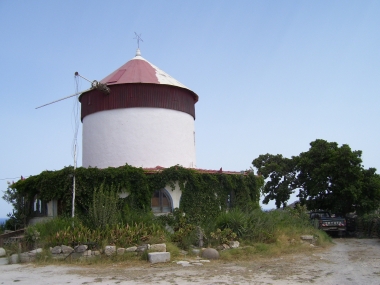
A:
47 243 170 263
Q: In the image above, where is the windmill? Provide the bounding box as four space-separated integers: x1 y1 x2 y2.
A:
36 73 110 218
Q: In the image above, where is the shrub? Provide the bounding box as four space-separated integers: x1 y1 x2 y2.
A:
210 228 237 246
215 208 248 238
87 183 120 230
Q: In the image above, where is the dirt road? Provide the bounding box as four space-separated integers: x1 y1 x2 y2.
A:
1 238 379 284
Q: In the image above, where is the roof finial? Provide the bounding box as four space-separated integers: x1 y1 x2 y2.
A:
134 32 143 48
134 32 143 56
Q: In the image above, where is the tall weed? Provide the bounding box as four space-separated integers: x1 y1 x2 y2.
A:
88 183 120 230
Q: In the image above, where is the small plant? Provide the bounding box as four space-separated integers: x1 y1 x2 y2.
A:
210 228 237 246
25 227 41 248
215 208 248 238
88 183 120 230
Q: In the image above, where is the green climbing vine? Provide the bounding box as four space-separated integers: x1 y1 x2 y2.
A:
5 164 263 226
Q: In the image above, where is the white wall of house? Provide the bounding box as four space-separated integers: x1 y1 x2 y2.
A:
165 182 182 210
82 107 196 169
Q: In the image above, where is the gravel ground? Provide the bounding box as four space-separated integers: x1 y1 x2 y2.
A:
1 238 380 284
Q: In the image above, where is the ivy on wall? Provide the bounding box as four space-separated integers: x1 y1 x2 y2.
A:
7 165 263 225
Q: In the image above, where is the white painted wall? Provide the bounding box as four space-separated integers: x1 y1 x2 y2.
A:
82 107 196 169
165 182 182 210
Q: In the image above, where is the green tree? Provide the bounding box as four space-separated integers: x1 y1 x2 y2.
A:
296 139 364 215
2 181 30 230
253 139 380 215
252 154 297 209
353 168 380 215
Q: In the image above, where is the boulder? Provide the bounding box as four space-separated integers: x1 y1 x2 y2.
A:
61 245 74 254
0 248 6 257
126 246 137 252
104 246 116 256
117 248 125 255
10 254 19 264
229 241 240 249
20 252 36 263
75 245 88 253
201 248 219 260
51 246 62 254
136 244 150 252
301 235 314 244
83 250 92 256
150 243 166 252
148 252 170 264
301 235 314 241
30 248 43 254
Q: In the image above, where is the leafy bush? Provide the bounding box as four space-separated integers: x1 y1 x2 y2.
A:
215 208 248 238
24 216 168 249
87 183 120 230
210 228 237 245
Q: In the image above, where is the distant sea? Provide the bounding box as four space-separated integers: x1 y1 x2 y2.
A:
0 218 8 225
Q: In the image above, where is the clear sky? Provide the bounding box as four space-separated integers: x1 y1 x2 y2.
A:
1 1 379 217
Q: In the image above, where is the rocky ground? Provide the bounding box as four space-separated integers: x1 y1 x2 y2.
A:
1 238 380 284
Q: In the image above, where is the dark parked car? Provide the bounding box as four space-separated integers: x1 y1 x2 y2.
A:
310 211 346 236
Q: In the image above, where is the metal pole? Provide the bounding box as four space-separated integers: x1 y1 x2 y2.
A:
72 144 76 218
35 89 91 109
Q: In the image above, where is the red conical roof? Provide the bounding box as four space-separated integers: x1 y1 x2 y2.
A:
100 49 193 92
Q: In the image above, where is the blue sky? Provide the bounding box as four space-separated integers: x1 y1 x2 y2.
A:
1 1 379 217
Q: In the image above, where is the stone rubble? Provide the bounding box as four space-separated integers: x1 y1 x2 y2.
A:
104 245 116 256
150 243 166 252
175 258 211 267
74 244 88 253
117 248 125 255
0 242 233 266
51 246 62 254
61 245 74 254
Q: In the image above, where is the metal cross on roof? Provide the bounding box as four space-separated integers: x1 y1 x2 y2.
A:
134 32 143 49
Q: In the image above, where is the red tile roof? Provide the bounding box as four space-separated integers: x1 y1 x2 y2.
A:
143 166 250 176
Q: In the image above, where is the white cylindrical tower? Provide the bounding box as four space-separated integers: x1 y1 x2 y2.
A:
79 49 198 169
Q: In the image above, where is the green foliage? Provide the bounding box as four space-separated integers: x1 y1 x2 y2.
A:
205 206 317 246
87 183 120 230
3 182 29 229
297 140 364 215
24 217 167 248
215 208 248 238
210 228 237 245
161 209 198 249
253 154 297 208
5 164 263 226
353 212 380 238
252 139 380 215
20 207 329 256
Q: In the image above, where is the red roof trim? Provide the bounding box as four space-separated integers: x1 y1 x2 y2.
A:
143 166 250 176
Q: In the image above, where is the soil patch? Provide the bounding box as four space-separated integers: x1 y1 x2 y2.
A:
1 239 379 284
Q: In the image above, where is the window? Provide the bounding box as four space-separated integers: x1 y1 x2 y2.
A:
151 189 172 214
31 194 47 217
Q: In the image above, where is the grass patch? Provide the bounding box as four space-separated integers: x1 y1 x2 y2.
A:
19 206 334 265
